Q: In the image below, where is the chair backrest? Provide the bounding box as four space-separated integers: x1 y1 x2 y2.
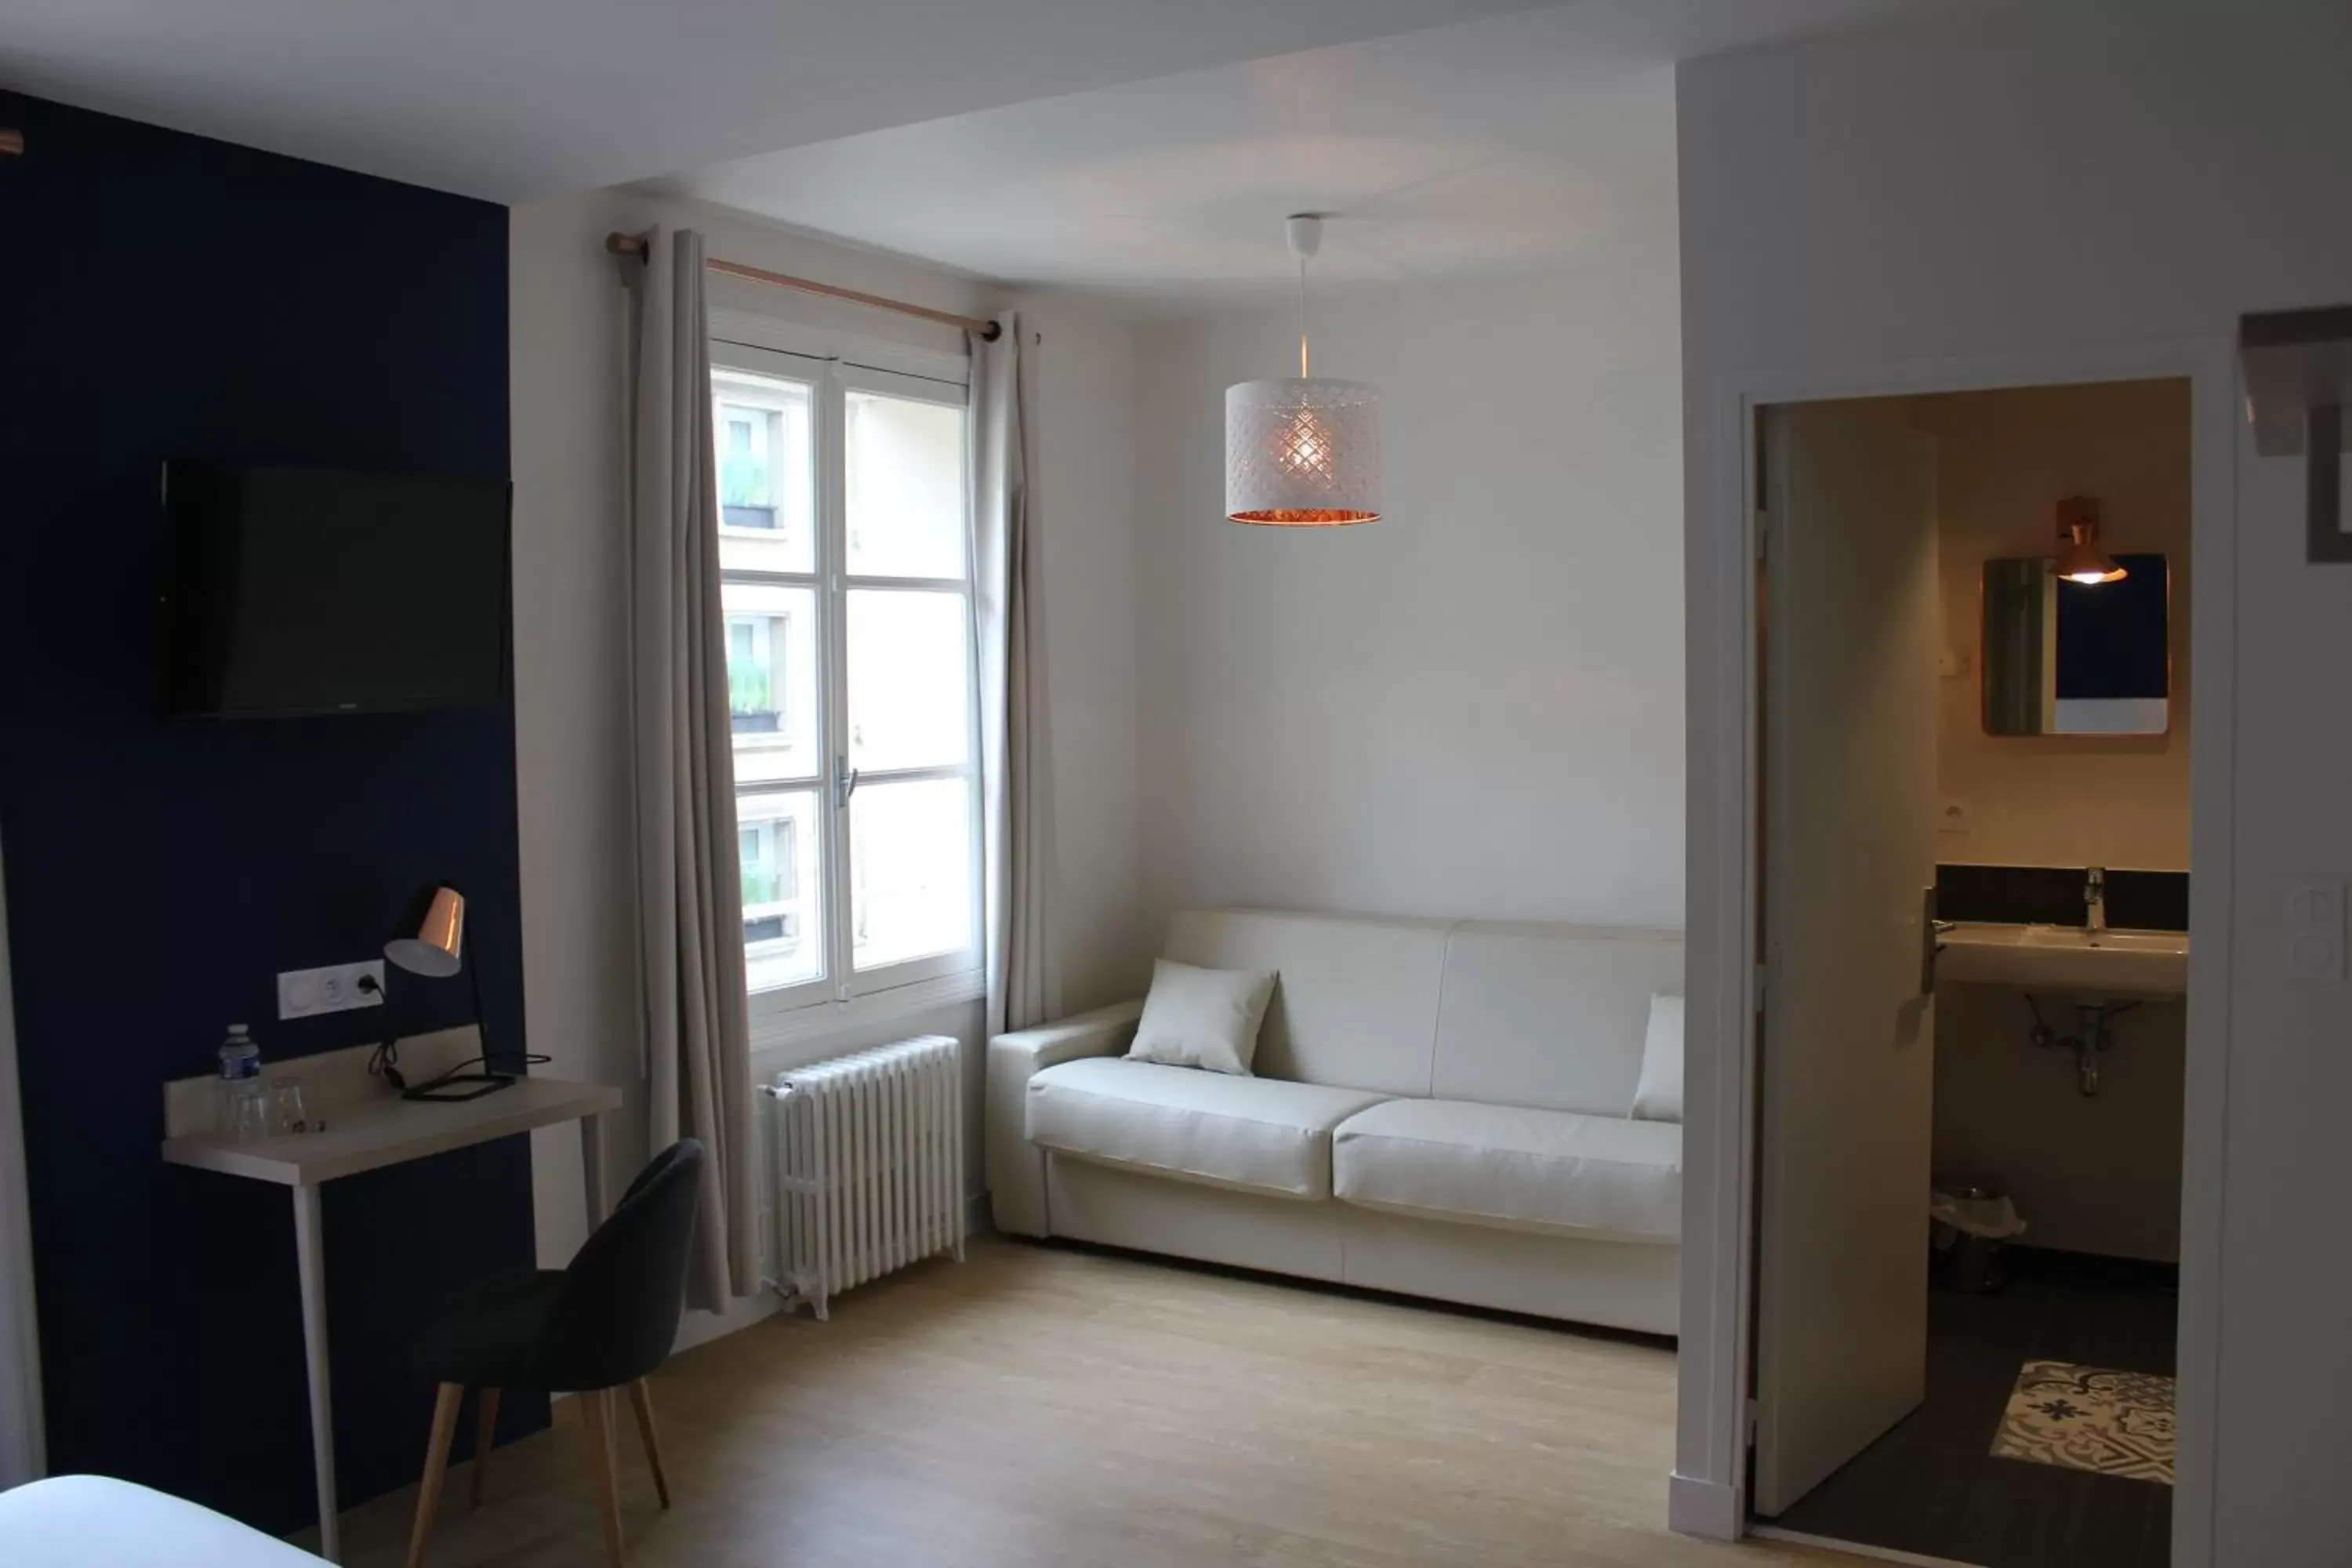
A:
534 1138 706 1392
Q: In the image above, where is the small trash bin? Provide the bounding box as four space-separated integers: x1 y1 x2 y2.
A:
1930 1176 2024 1294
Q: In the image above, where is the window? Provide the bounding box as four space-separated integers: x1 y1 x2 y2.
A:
713 343 980 1016
713 374 813 557
738 810 803 958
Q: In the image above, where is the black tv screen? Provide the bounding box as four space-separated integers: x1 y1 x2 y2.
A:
160 462 511 717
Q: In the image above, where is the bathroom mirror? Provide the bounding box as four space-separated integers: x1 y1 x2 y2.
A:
1980 554 2170 735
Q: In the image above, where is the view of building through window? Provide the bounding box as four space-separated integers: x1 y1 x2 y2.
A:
713 349 978 1004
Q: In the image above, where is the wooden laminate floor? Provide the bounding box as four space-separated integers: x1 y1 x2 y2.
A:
332 1237 1868 1567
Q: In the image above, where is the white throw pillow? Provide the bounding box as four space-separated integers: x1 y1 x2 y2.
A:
1632 993 1684 1123
1127 959 1278 1076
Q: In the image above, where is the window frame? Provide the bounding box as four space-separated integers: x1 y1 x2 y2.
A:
736 815 801 944
710 338 984 1029
712 373 810 546
724 604 791 734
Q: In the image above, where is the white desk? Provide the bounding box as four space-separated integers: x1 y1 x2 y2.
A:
161 1029 622 1563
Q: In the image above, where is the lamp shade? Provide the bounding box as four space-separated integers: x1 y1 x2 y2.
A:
2049 496 2126 585
385 885 466 978
1225 377 1383 525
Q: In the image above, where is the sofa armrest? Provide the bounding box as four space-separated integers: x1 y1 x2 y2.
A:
985 999 1144 1236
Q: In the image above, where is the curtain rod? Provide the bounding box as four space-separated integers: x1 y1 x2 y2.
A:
605 232 1000 342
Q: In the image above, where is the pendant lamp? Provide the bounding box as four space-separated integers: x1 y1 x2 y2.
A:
1225 215 1383 525
2049 495 2127 585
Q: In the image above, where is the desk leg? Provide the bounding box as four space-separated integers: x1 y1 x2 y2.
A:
580 1113 608 1228
292 1183 341 1563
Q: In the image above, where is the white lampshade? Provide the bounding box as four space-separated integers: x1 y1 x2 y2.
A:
385 885 466 978
1225 377 1383 525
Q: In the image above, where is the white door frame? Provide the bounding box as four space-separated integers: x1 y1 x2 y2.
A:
1673 334 2238 1564
0 826 45 1488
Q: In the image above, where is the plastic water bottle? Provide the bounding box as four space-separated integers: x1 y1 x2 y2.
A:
219 1024 265 1138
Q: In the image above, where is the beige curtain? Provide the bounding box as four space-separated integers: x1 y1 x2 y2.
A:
622 227 756 1308
971 313 1060 1037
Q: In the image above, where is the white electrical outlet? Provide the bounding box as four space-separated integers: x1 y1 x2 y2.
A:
278 960 387 1021
2285 884 2345 982
1937 799 1974 835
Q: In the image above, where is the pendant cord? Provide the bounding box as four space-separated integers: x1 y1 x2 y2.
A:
1298 254 1310 379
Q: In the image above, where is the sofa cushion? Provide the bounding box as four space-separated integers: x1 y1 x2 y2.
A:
1166 909 1450 1096
1430 922 1685 1116
1127 958 1277 1075
1632 993 1685 1123
1027 1057 1390 1200
1331 1098 1682 1243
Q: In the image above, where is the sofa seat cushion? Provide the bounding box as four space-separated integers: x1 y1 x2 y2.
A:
1332 1098 1682 1243
1027 1057 1390 1200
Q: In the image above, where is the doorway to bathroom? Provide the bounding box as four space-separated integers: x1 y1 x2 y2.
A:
1746 378 2194 1568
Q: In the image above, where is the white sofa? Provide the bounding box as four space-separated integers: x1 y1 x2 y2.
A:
986 910 1685 1335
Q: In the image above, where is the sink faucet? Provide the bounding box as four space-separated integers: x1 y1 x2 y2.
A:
2085 866 2107 935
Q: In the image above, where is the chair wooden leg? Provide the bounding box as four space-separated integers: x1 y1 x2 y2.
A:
626 1377 670 1508
470 1387 501 1508
579 1388 626 1568
405 1381 465 1568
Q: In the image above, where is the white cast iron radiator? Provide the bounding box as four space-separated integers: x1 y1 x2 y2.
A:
759 1033 965 1319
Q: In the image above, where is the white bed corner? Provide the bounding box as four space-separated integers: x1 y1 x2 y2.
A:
0 1474 328 1566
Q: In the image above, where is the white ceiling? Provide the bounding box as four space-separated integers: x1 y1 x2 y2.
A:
0 0 1542 200
653 0 1971 307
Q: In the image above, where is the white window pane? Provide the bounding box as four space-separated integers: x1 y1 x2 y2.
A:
848 590 971 772
712 371 815 575
851 777 974 971
739 789 824 993
723 583 821 784
845 390 967 579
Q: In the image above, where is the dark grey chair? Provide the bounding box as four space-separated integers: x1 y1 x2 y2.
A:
405 1139 706 1568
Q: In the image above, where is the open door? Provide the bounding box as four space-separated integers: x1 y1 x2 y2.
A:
1752 402 1940 1517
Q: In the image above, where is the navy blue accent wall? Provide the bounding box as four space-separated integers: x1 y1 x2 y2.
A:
0 93 546 1533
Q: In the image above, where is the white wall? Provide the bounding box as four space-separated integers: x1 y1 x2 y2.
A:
1934 984 2184 1263
1131 172 1685 935
1675 2 2352 1559
1925 378 2194 872
508 191 1148 1283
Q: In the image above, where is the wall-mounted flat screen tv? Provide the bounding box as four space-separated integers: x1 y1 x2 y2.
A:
160 462 511 717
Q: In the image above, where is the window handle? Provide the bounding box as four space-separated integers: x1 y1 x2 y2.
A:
834 761 860 808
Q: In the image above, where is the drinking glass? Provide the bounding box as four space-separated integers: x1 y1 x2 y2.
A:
229 1081 272 1143
270 1078 310 1136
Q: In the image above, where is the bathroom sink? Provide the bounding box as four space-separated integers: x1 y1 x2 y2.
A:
1936 923 2188 997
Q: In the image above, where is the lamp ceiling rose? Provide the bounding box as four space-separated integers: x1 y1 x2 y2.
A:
1285 213 1325 261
